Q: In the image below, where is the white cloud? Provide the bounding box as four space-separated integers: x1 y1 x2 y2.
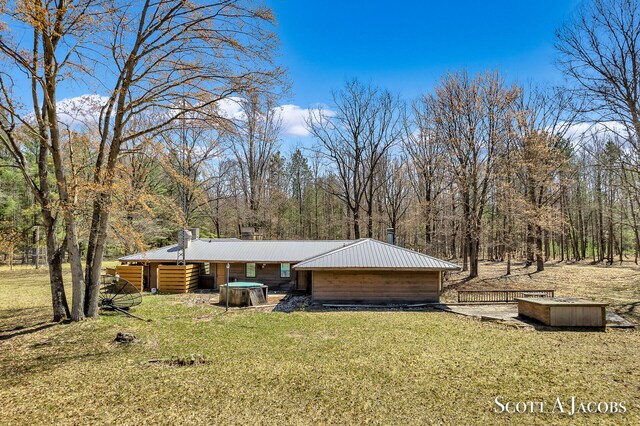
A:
217 98 336 138
56 94 108 127
52 95 336 139
276 104 313 137
215 97 245 120
564 121 631 143
275 103 336 137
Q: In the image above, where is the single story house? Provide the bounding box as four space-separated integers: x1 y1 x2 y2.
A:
118 231 460 303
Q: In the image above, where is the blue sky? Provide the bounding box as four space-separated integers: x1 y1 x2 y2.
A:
268 0 581 107
23 1 584 144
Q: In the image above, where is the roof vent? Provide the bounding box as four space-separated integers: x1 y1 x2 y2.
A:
240 226 260 240
177 229 192 249
188 228 200 241
387 228 395 245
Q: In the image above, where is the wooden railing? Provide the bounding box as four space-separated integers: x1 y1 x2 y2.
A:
457 289 555 303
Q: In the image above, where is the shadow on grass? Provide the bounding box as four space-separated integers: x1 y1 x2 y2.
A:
0 321 58 341
5 347 115 381
0 308 131 380
0 307 56 338
615 300 640 324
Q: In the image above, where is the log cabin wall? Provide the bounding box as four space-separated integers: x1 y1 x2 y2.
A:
311 270 440 303
157 264 199 293
115 265 144 291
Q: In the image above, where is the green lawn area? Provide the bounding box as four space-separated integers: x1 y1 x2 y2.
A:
1 262 639 425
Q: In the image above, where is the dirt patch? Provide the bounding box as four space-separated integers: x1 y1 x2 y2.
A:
144 354 210 367
193 315 215 322
183 293 218 307
114 332 137 343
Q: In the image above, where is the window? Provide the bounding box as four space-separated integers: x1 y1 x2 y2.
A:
280 263 291 278
245 263 256 278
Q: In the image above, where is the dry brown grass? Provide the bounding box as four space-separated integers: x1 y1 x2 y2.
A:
0 262 639 425
443 261 640 323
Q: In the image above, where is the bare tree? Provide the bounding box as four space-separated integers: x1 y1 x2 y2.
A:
159 108 224 227
0 0 282 320
382 157 411 235
557 0 640 267
556 0 640 149
403 97 447 251
307 79 401 239
0 0 95 320
513 87 576 271
428 71 517 278
225 92 282 228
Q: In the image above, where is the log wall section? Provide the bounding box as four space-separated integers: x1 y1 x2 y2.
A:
312 270 440 303
157 264 199 293
116 265 144 291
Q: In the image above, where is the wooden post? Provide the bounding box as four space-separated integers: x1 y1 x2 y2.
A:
225 263 230 312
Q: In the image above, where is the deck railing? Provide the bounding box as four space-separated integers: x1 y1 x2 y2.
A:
457 289 555 303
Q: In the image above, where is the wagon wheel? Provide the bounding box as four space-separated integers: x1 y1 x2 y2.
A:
99 274 142 310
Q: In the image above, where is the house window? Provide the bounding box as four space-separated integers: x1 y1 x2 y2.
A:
246 263 256 278
280 263 291 278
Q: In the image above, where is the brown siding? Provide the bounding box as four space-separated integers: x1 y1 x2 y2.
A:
312 270 440 303
228 263 295 289
517 299 551 324
116 265 144 291
550 306 606 327
158 264 199 293
518 299 606 327
214 263 227 288
149 263 159 290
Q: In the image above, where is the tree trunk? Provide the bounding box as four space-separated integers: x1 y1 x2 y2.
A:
630 198 640 264
43 214 70 321
536 225 544 272
560 193 565 262
352 207 361 239
469 237 479 278
33 225 40 269
525 222 534 267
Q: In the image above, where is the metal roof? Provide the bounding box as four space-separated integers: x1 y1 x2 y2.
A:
119 239 354 263
293 239 461 271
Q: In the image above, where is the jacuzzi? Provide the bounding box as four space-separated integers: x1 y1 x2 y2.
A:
219 282 268 307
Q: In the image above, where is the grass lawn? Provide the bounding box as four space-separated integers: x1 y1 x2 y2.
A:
1 262 639 425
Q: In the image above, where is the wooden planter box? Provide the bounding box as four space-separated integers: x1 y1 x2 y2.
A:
516 297 607 327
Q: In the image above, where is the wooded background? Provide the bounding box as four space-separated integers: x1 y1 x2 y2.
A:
1 0 639 319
